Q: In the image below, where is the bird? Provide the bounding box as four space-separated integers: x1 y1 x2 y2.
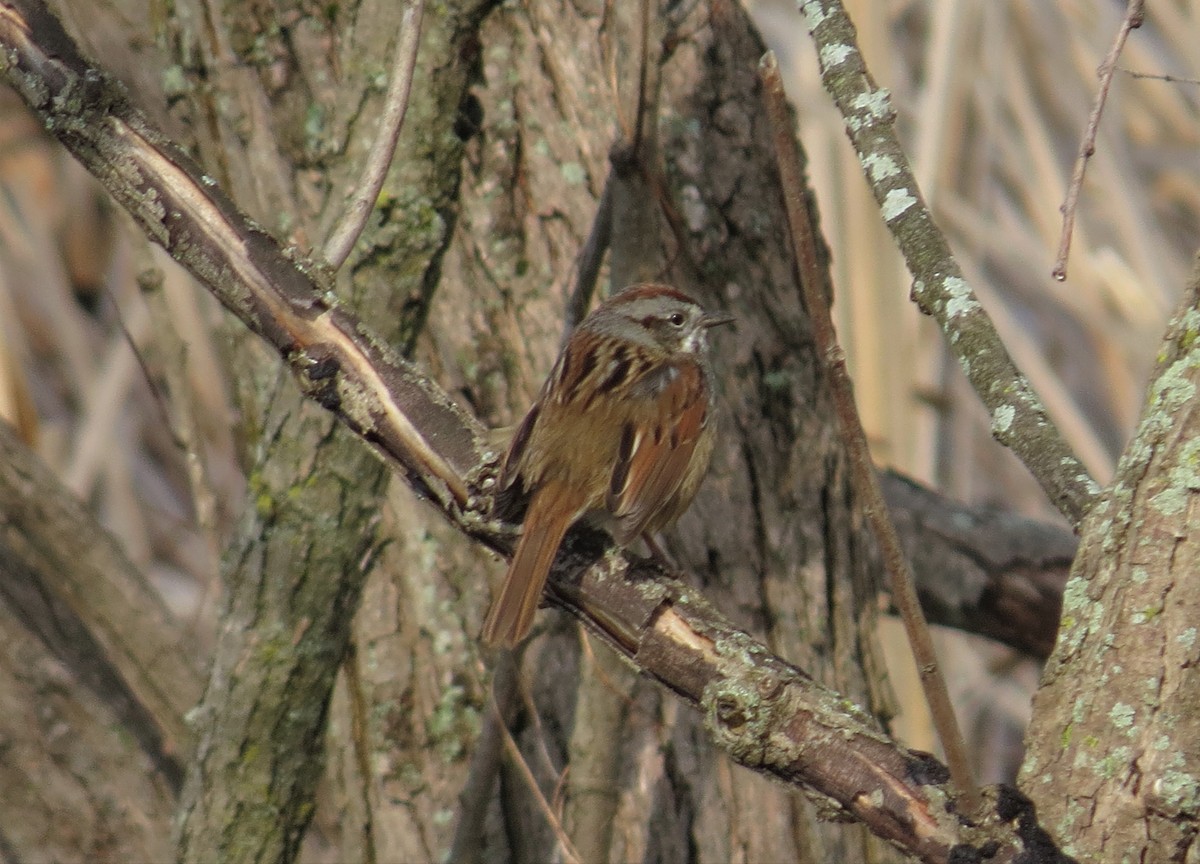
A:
481 282 732 647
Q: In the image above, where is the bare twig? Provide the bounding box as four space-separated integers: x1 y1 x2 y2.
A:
760 50 981 816
63 288 149 496
517 661 566 784
324 0 425 270
1052 0 1145 281
798 0 1099 529
606 0 666 292
1117 67 1200 86
135 255 221 547
630 0 651 154
495 696 583 864
447 652 520 864
342 644 379 864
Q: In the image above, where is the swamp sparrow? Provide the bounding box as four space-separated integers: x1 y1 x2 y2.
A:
482 283 732 647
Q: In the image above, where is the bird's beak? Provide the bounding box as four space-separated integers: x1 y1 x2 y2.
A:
701 311 735 329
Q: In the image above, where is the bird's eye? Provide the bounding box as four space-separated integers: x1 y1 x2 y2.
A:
668 312 685 327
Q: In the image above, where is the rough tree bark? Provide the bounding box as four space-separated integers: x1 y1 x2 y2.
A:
160 1 497 861
1021 270 1200 862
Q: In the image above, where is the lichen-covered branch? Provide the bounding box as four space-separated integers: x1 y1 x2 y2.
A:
544 533 1071 863
797 0 1099 528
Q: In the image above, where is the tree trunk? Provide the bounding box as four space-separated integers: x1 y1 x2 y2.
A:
1021 274 1200 861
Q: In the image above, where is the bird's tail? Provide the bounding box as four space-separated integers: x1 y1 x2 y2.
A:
481 484 583 647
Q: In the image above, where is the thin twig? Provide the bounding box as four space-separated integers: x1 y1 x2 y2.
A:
562 173 613 343
630 0 651 154
760 51 981 816
342 643 378 864
1052 0 1145 281
607 0 665 292
516 662 566 784
63 288 149 496
494 696 583 864
798 0 1098 529
1117 67 1200 86
323 0 425 270
447 652 520 864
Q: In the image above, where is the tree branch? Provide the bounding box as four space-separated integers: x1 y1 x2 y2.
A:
880 471 1074 661
798 0 1099 529
322 0 425 270
0 420 203 786
1052 0 1145 281
1022 259 1200 859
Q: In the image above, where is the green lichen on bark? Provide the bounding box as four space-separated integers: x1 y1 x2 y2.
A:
1021 284 1200 860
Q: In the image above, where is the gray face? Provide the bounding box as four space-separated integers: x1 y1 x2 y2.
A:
587 296 708 355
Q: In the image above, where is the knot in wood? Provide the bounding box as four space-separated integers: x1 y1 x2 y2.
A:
715 694 746 730
702 671 781 767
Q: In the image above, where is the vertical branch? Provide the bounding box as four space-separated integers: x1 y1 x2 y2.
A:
607 0 665 291
323 0 426 270
760 51 981 815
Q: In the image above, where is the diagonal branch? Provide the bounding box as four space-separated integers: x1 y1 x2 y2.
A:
0 3 1075 860
0 0 483 518
797 0 1100 529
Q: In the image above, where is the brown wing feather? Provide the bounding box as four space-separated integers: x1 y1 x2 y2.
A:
606 361 709 544
500 401 540 492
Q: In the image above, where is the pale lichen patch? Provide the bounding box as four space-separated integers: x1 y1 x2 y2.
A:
851 88 892 121
942 276 980 318
801 1 829 31
1154 770 1200 813
1094 745 1132 778
880 188 916 222
991 404 1015 435
863 153 899 183
819 43 853 69
1109 702 1135 732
